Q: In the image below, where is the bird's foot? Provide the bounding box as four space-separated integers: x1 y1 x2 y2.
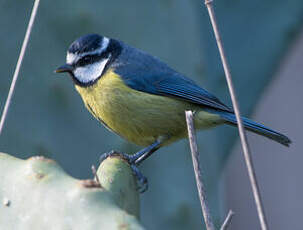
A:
99 150 148 193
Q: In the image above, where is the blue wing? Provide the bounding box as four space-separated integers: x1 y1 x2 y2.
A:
114 47 232 112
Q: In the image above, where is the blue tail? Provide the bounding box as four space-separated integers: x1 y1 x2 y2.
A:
218 112 291 147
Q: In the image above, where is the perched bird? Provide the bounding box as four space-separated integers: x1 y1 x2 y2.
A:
55 34 291 187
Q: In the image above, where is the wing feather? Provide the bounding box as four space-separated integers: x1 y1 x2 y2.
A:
114 45 232 112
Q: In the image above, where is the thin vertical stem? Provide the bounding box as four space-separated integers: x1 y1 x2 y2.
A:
204 0 268 229
186 110 215 230
0 0 41 136
220 210 234 230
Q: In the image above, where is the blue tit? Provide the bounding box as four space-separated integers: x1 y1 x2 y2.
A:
55 34 291 168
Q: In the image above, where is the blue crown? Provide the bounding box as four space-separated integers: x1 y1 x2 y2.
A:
68 34 103 54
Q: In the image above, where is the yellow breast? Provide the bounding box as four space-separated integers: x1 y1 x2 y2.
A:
75 70 221 146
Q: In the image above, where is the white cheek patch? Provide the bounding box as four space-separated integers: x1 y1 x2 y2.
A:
73 57 110 83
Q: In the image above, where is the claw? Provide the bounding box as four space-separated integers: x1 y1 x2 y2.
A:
99 150 127 162
130 164 148 193
99 150 148 193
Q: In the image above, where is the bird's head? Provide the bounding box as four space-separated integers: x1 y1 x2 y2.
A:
55 34 120 86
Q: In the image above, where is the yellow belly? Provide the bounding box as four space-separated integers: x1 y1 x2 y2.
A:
75 70 222 146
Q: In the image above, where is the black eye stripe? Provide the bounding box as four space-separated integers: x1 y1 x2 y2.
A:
76 53 109 67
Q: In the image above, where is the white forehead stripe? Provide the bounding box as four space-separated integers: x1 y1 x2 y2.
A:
73 56 110 83
66 36 110 65
79 37 110 57
66 52 79 64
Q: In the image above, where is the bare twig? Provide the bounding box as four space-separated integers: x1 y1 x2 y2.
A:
185 110 215 230
204 0 268 229
220 210 234 230
0 0 41 136
91 165 100 184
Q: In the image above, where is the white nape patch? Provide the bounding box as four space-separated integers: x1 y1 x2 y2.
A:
100 37 110 52
66 37 110 65
73 56 110 83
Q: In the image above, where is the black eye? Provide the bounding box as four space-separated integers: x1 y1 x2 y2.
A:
77 55 92 66
83 56 91 62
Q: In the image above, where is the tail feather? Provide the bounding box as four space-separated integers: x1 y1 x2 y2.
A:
218 112 291 147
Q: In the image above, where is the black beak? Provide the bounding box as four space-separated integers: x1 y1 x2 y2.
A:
54 64 73 73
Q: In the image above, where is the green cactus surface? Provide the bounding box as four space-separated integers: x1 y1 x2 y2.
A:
0 152 143 230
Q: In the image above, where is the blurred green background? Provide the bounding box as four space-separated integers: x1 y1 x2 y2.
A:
1 0 302 229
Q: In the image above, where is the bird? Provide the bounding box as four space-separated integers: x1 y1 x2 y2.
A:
55 34 291 189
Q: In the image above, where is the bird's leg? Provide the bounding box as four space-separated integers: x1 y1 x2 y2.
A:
99 139 163 193
130 140 162 165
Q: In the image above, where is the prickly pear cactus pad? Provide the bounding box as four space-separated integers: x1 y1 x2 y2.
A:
0 153 144 230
